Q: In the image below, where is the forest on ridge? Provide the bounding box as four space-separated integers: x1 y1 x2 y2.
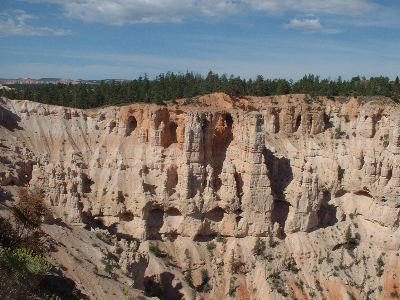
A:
1 72 399 108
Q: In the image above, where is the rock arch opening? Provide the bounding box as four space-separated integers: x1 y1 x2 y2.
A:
169 122 178 144
201 119 209 132
212 114 233 156
146 208 164 240
225 114 233 128
271 200 290 238
109 121 116 133
193 234 215 242
143 183 157 195
324 113 334 131
316 191 338 229
386 169 393 182
164 122 178 148
119 211 134 222
205 207 225 222
126 116 137 136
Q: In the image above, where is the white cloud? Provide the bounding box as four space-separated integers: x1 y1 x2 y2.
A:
26 0 377 25
248 0 376 16
284 17 322 31
0 10 71 37
26 0 240 25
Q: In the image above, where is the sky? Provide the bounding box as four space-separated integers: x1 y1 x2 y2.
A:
0 0 399 80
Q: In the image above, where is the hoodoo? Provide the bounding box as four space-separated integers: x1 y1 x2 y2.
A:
1 93 400 299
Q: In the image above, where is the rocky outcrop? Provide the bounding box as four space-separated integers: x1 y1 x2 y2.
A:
1 93 400 300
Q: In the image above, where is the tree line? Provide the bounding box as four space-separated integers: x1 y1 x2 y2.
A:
1 72 399 108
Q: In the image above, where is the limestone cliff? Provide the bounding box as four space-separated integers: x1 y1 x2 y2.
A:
1 93 400 300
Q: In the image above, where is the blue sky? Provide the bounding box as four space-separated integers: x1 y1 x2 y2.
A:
0 0 399 80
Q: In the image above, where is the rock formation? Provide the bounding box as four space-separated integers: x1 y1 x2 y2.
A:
1 93 400 299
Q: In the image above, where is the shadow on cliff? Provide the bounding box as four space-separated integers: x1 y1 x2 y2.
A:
263 148 293 238
144 203 164 240
121 249 182 300
315 191 338 231
0 106 22 131
81 211 141 244
129 255 149 291
144 272 184 300
38 270 89 300
263 148 293 197
263 149 338 234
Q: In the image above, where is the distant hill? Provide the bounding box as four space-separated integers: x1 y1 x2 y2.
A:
38 78 62 82
0 78 129 85
0 78 82 85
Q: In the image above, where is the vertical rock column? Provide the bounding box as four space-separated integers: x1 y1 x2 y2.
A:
180 113 206 200
389 111 400 192
236 113 273 236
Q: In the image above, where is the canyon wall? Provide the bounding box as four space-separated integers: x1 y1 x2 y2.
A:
1 93 400 300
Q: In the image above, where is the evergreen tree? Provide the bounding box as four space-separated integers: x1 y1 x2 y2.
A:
1 72 399 107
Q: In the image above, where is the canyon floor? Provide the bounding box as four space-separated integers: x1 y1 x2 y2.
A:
1 93 400 300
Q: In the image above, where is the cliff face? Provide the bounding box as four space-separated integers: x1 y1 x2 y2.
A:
1 93 400 300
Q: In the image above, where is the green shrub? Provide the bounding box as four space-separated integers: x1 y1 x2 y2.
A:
229 276 237 297
184 249 194 289
344 226 359 250
252 237 266 256
315 280 323 292
203 282 212 293
149 244 164 258
207 242 216 253
43 294 62 300
285 257 300 274
216 234 226 244
0 248 52 276
199 270 212 293
268 272 288 297
184 272 194 288
376 255 385 277
123 287 129 300
383 134 390 148
334 128 347 139
104 260 117 279
95 231 113 245
0 248 52 299
347 291 357 300
391 290 400 299
326 252 334 264
16 188 50 227
229 251 243 274
268 230 278 248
